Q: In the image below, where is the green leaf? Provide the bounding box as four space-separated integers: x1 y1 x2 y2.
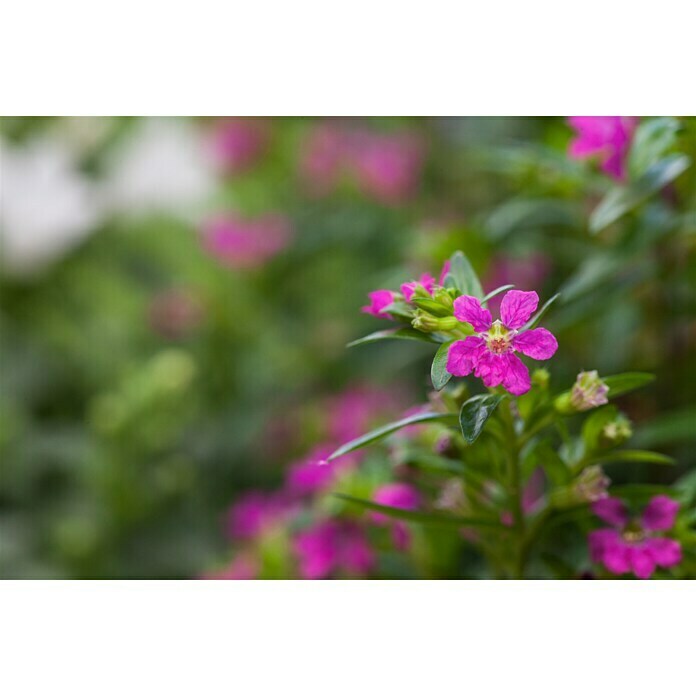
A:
459 394 504 444
481 284 515 305
380 300 415 320
633 407 696 448
520 293 560 332
347 327 441 347
582 405 620 452
604 372 655 398
533 440 572 486
588 449 675 466
443 251 483 298
431 341 454 391
590 154 691 233
628 117 681 178
335 494 504 529
327 412 457 461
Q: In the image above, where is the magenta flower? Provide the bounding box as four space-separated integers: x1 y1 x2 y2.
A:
401 273 436 303
589 495 682 579
567 116 638 181
351 132 423 204
361 289 395 318
327 386 398 444
205 553 259 580
285 447 337 496
209 118 268 174
293 520 375 579
225 492 290 541
202 214 292 269
370 482 420 550
446 290 558 395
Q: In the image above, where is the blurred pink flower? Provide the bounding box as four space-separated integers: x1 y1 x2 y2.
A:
225 492 290 541
209 118 268 174
484 254 551 315
327 386 398 444
202 213 292 268
149 289 203 339
205 553 259 580
447 290 558 395
294 520 375 579
501 468 544 526
361 289 395 319
567 116 638 180
371 482 420 550
589 495 681 579
300 123 424 204
285 445 340 496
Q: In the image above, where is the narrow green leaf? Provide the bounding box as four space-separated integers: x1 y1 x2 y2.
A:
520 293 560 332
431 341 454 391
411 297 452 317
604 372 655 398
628 117 681 178
443 251 484 298
348 327 440 347
327 412 457 461
590 154 691 233
481 284 514 304
335 494 505 529
588 449 675 466
380 300 415 320
459 394 504 444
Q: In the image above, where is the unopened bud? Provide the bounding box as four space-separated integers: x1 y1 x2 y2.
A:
532 368 550 389
570 371 609 411
574 465 611 503
412 311 458 333
600 415 632 446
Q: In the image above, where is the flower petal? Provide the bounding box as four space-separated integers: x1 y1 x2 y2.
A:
512 327 558 360
446 336 485 376
588 528 621 564
452 295 492 332
474 351 506 388
642 495 679 532
438 259 451 286
592 497 629 528
362 289 395 318
500 290 539 330
629 546 656 580
645 537 682 569
502 353 531 395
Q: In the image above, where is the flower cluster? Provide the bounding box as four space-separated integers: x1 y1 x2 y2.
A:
589 496 681 579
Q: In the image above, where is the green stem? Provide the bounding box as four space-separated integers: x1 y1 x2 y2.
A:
499 400 526 578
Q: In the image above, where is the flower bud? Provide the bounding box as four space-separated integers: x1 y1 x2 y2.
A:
600 415 632 447
412 311 458 333
574 465 611 503
570 371 609 411
432 287 454 311
555 370 609 414
531 368 550 389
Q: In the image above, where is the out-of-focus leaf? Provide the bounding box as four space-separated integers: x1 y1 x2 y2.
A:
628 117 681 178
534 440 572 486
485 198 581 240
520 293 560 332
610 484 676 502
443 251 483 299
347 327 441 347
632 407 696 448
481 284 514 304
431 341 454 391
335 494 505 529
604 372 655 398
588 450 675 466
327 412 457 461
590 154 691 233
459 394 504 445
582 405 620 452
560 255 623 302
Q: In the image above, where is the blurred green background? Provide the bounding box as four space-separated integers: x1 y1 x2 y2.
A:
1 116 694 578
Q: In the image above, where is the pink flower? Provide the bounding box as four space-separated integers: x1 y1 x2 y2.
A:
300 123 424 204
202 214 292 268
293 520 375 579
225 492 289 541
567 116 638 181
361 289 395 318
327 386 398 444
204 553 259 580
501 468 544 526
446 290 558 396
351 132 423 204
589 495 681 579
209 118 268 174
370 482 420 550
401 273 436 303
